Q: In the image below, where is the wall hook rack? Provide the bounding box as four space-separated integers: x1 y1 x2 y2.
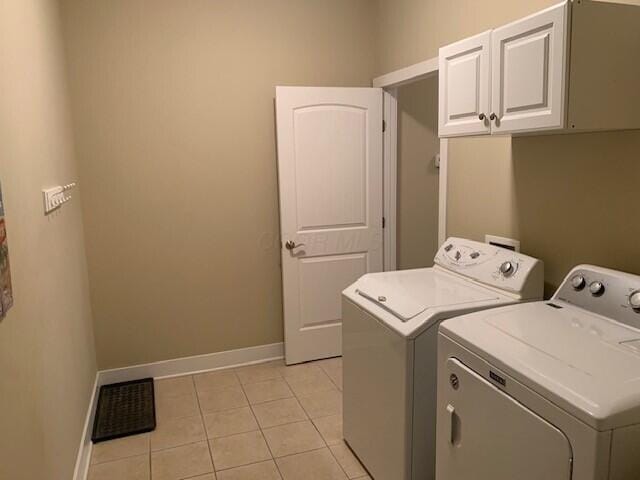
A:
43 182 78 215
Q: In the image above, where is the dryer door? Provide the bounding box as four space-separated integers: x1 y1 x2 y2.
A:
436 358 573 480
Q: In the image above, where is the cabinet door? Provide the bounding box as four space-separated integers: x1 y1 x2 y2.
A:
439 31 491 137
490 1 569 134
436 358 573 480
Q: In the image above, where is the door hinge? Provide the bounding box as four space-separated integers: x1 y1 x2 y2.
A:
382 217 386 228
382 120 386 132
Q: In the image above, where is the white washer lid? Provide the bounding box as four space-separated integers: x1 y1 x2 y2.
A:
355 268 499 322
441 301 640 431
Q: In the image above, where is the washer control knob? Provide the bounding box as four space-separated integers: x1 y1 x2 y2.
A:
589 281 605 297
499 261 515 277
571 275 586 291
629 291 640 310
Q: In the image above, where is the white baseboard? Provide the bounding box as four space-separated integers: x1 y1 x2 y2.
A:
97 342 284 385
73 342 284 480
72 375 97 480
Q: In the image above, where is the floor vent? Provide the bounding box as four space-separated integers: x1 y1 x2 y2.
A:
92 378 155 443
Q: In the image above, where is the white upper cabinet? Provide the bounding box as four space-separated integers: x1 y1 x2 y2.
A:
439 31 491 137
490 2 568 134
439 0 640 138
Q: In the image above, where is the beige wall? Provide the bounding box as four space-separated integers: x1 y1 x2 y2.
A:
0 1 96 479
396 77 440 269
60 0 377 369
2 1 636 475
449 130 640 295
375 0 555 76
377 0 640 296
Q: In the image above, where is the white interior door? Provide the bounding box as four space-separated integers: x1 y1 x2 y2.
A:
276 86 383 365
439 31 492 137
490 1 568 134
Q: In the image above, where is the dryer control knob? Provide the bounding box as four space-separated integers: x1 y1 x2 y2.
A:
571 275 586 291
629 291 640 310
589 281 605 297
499 261 515 277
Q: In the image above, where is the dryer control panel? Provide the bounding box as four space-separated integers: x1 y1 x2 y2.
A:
434 237 544 300
554 265 640 330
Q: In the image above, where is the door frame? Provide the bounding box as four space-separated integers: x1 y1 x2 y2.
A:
375 56 447 271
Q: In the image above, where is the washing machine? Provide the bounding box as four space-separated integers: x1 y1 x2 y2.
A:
342 237 544 480
436 265 640 480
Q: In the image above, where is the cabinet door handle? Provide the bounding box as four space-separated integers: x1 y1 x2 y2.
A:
478 113 486 121
489 112 497 121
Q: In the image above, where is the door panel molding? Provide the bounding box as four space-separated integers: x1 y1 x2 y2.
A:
439 30 492 137
491 1 568 133
276 86 383 364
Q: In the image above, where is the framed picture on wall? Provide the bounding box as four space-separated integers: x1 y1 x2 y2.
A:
0 183 14 317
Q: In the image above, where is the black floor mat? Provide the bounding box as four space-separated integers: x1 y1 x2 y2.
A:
92 378 156 443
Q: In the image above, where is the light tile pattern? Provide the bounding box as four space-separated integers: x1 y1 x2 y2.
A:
151 441 213 480
150 415 206 451
313 414 343 446
88 357 365 480
204 407 259 439
88 454 150 480
90 433 150 465
252 397 308 429
242 378 293 404
262 420 325 457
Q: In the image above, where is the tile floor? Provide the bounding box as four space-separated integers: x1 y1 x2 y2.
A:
88 357 371 480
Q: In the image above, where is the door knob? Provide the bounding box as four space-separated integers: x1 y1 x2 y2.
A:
285 240 305 250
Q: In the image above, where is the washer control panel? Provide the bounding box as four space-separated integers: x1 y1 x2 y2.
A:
434 237 543 299
554 265 640 330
